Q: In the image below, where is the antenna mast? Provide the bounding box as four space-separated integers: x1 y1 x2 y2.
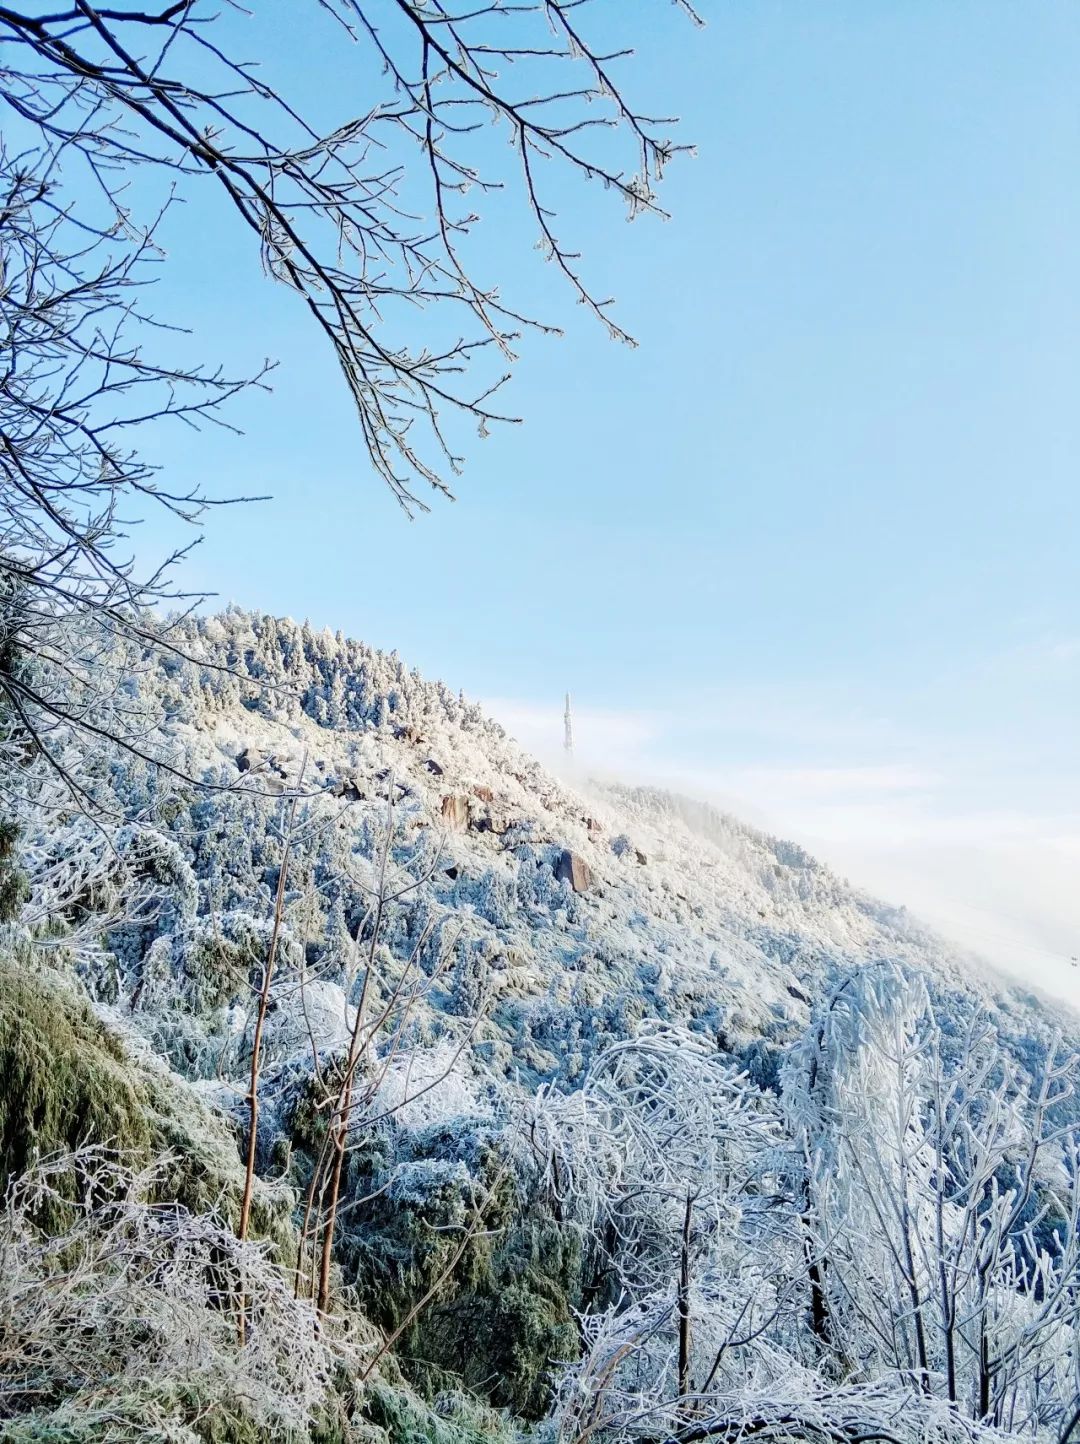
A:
564 692 574 757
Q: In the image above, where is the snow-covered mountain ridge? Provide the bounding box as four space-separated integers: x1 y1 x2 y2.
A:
77 605 1063 1089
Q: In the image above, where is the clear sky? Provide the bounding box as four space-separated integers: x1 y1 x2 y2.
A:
132 1 1080 1000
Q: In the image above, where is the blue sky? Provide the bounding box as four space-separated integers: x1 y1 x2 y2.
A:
132 1 1080 997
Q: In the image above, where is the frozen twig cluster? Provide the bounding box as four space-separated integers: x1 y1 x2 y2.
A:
0 1147 345 1438
531 967 1080 1444
0 0 695 815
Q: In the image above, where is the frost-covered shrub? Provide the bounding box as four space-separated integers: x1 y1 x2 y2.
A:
181 909 297 1014
471 868 516 930
338 1118 577 1420
414 1214 581 1420
262 977 356 1064
0 1149 340 1441
449 943 487 1018
373 1043 485 1129
737 1035 782 1092
116 824 198 910
0 956 291 1251
340 1151 497 1348
361 1379 516 1444
408 1117 504 1177
387 1157 474 1215
0 815 28 922
133 934 177 1014
341 1122 511 1322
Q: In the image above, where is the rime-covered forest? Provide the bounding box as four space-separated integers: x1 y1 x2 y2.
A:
1 608 1079 1443
1 1 1078 1440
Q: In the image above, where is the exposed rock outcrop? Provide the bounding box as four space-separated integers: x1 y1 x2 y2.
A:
441 794 471 831
554 849 593 893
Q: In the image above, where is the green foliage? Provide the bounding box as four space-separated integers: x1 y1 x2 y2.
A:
0 1354 519 1444
0 958 291 1251
0 960 152 1199
287 1059 355 1157
142 1064 295 1257
339 1121 580 1421
343 1151 511 1329
0 814 28 922
408 1217 581 1420
184 922 257 1012
0 961 572 1432
0 1379 313 1443
0 960 540 1439
361 1381 516 1444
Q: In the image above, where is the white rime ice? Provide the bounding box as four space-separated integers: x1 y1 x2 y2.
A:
5 606 1080 1444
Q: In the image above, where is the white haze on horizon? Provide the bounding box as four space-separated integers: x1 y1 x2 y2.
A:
484 693 1080 1013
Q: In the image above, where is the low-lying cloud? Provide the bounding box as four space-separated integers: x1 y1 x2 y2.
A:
483 681 1080 1008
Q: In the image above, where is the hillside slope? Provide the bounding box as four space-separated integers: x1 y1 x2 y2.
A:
7 606 1078 1443
65 607 1052 1082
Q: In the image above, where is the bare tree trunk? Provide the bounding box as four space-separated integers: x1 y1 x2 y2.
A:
800 1172 831 1346
678 1190 694 1399
979 1326 991 1420
314 894 380 1316
295 1124 334 1302
317 1066 356 1317
239 769 304 1244
357 1164 510 1385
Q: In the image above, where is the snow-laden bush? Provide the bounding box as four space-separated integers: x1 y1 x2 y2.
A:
0 1148 343 1441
